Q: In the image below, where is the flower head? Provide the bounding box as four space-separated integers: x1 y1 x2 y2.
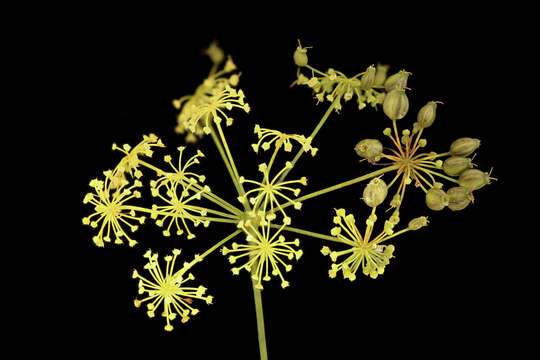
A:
82 177 145 247
251 125 318 156
238 161 307 225
186 84 250 135
173 43 241 142
150 180 211 239
110 134 164 188
222 220 303 289
150 146 206 191
321 208 425 280
133 249 212 331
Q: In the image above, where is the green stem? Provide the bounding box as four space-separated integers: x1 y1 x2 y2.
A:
273 224 354 245
172 230 242 279
209 124 245 199
278 97 341 182
280 165 399 211
200 229 242 259
252 279 268 360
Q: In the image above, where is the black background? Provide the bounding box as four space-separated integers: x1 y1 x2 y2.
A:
9 6 526 358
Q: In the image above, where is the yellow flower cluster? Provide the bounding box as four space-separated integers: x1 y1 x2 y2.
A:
238 161 307 225
172 43 246 142
82 176 145 247
133 249 212 331
110 134 165 188
321 208 397 280
251 125 318 156
222 220 302 289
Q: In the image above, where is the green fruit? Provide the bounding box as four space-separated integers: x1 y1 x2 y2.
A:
425 188 449 211
459 169 491 191
442 156 472 176
383 89 409 121
449 137 481 156
363 178 388 208
447 186 473 211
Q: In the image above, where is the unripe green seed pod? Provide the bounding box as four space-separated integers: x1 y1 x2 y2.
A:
408 216 429 230
383 89 409 121
374 64 390 87
458 169 491 191
360 65 376 90
293 44 308 67
449 137 481 156
417 101 442 128
443 156 472 176
363 178 388 208
384 70 410 91
447 186 473 211
425 188 449 211
354 139 383 161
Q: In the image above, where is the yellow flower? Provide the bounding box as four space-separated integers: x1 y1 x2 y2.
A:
110 133 164 188
150 146 206 191
251 125 318 156
150 180 211 239
173 44 242 142
187 84 250 135
82 177 145 247
221 220 303 289
133 249 213 331
238 161 307 224
321 208 399 280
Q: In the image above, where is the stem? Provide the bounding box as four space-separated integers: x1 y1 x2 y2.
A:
209 124 244 195
278 96 340 182
172 230 242 279
252 280 268 360
280 165 399 211
272 224 353 245
200 229 242 259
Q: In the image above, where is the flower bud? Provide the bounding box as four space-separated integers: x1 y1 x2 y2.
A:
458 169 491 191
417 101 442 129
374 64 390 87
205 42 224 64
293 41 309 67
384 70 410 91
360 65 376 90
363 178 388 208
425 188 449 211
442 156 472 177
449 137 481 156
447 186 473 211
383 89 409 121
408 216 429 230
354 139 383 161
